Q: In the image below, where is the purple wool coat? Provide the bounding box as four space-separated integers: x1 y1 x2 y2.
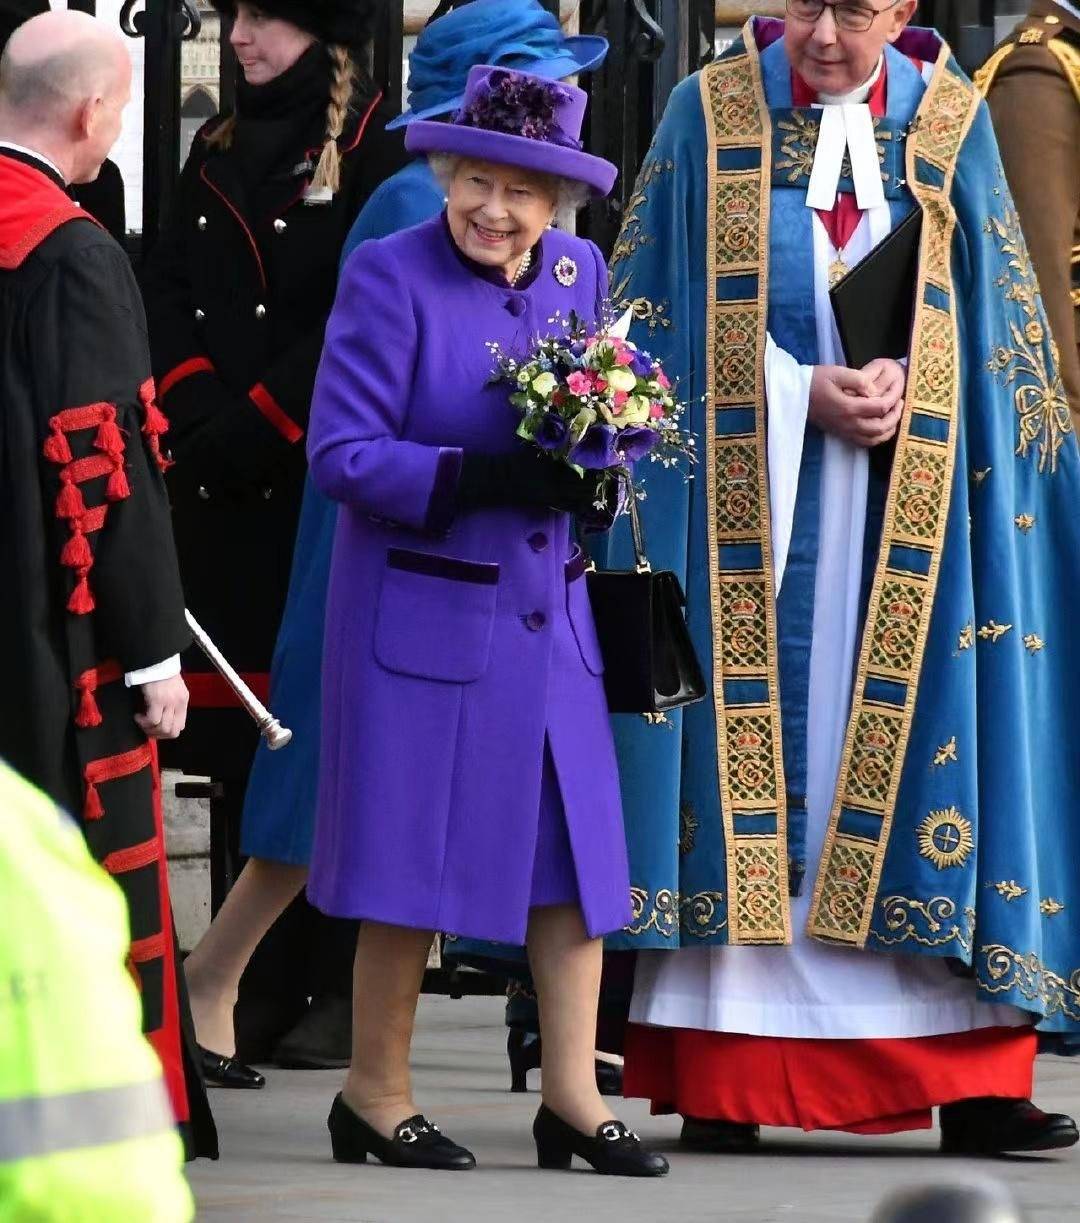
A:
305 215 632 943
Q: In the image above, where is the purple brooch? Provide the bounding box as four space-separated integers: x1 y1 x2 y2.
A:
554 255 578 287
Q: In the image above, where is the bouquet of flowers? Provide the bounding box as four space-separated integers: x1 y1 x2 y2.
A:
489 307 694 503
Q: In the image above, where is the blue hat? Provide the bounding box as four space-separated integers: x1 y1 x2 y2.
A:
386 0 607 131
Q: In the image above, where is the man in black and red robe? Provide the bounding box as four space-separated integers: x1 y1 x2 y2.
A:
0 10 215 1158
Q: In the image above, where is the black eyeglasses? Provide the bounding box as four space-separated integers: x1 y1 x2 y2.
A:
786 0 902 34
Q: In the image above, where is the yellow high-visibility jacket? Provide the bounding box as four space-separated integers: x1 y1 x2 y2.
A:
0 759 193 1222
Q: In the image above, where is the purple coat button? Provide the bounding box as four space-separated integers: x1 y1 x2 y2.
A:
525 611 547 631
506 297 527 317
527 532 549 552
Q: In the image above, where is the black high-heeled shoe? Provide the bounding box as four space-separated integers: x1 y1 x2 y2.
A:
327 1093 476 1170
508 1031 625 1096
198 1044 265 1090
533 1104 669 1177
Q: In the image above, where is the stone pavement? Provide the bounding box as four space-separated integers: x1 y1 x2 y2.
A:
187 994 1080 1222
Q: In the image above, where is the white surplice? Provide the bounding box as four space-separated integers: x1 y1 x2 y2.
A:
630 71 1030 1041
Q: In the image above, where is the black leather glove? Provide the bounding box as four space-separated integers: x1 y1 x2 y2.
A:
457 449 607 516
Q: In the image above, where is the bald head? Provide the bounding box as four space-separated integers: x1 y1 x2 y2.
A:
0 10 131 183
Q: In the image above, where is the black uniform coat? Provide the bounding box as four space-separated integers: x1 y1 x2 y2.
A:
142 48 407 777
0 148 216 1159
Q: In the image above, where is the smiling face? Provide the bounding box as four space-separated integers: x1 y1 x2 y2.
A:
229 2 316 86
784 0 917 97
445 158 558 281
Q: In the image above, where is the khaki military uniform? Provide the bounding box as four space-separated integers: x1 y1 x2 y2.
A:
976 0 1080 424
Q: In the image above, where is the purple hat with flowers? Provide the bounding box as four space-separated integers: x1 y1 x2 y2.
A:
405 65 617 198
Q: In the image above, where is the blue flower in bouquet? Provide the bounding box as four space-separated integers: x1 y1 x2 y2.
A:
615 425 661 463
569 422 620 470
629 348 652 378
535 411 569 452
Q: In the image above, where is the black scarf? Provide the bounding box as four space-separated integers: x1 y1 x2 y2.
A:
229 43 332 193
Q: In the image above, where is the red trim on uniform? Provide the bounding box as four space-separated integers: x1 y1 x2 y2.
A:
341 89 384 155
138 377 173 472
63 453 117 484
42 403 131 617
249 382 304 444
81 504 108 534
199 162 268 291
158 357 214 401
184 670 270 708
74 658 124 729
624 1025 1038 1134
0 156 100 270
144 741 190 1123
102 837 162 876
82 742 153 822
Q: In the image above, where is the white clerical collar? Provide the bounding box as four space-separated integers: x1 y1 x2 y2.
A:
1054 1 1080 21
0 140 66 183
805 57 887 213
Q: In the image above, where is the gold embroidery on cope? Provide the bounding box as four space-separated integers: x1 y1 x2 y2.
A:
808 56 981 947
989 880 1028 901
981 945 1080 1021
917 807 975 870
1015 513 1036 532
958 623 975 650
610 157 674 336
977 620 1012 642
873 896 975 950
626 887 680 938
1041 898 1065 916
701 39 791 946
933 736 958 766
1024 633 1045 654
972 467 992 484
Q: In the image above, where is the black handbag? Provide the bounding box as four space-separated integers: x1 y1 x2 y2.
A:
585 475 706 715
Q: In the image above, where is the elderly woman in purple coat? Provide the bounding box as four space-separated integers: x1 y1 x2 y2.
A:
305 66 667 1179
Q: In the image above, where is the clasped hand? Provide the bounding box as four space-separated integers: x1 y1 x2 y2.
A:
808 358 906 449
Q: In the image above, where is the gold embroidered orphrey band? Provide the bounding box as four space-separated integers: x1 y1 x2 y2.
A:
701 27 981 948
701 38 790 945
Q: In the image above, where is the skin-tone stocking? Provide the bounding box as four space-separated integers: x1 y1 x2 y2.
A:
183 857 308 1056
527 904 612 1135
341 921 434 1138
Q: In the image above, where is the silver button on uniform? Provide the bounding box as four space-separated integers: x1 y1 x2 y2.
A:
197 216 207 231
198 486 210 501
255 304 267 320
194 308 205 321
273 219 287 234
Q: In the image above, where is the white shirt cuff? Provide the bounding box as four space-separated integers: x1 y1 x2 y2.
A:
124 655 182 688
765 332 814 595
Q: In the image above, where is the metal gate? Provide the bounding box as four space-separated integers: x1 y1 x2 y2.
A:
67 1 1021 256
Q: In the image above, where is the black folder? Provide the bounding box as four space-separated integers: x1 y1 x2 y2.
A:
830 206 923 370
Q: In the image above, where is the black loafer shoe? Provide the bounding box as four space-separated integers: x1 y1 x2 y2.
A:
198 1044 266 1090
327 1094 476 1170
274 995 352 1070
940 1097 1080 1155
533 1104 669 1177
680 1116 761 1153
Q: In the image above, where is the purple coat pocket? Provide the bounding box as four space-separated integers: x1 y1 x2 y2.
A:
374 548 499 683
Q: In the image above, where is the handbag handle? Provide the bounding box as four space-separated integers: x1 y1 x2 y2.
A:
618 466 652 574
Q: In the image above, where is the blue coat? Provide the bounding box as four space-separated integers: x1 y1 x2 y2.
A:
304 217 632 943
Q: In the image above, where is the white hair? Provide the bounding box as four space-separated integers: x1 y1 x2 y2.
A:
429 153 590 215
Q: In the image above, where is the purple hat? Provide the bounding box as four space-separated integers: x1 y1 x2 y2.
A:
405 65 617 198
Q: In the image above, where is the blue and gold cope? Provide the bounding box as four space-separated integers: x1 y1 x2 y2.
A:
604 19 1080 1038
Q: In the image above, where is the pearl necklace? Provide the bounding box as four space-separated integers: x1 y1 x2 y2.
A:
509 248 533 288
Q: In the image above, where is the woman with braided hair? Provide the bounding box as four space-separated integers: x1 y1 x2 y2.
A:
142 0 406 1087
